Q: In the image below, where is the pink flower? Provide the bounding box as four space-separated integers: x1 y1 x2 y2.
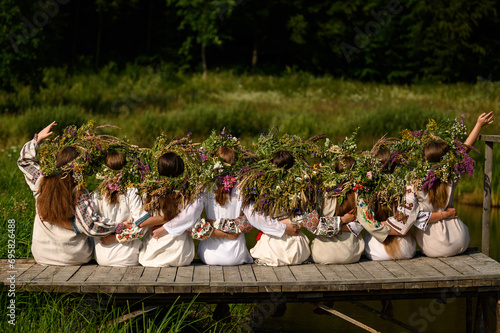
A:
366 171 373 180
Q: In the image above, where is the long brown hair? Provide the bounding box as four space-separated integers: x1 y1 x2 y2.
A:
104 150 126 205
214 146 237 206
375 203 403 260
37 146 82 227
148 152 184 221
335 191 356 217
424 140 449 209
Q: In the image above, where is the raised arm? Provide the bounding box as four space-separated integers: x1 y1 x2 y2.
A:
162 196 205 237
17 121 57 193
464 112 494 151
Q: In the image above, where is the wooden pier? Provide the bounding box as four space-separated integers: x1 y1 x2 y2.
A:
3 248 500 332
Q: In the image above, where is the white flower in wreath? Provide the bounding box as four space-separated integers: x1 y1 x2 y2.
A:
295 177 302 182
213 161 224 170
96 172 105 180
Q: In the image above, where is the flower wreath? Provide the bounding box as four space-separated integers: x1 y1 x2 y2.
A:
139 133 203 213
197 129 253 195
38 120 122 190
402 115 473 192
237 127 322 218
96 143 152 199
319 130 381 207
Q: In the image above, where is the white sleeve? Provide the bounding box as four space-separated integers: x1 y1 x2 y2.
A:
346 221 363 237
386 186 420 235
243 205 286 238
163 196 204 237
17 136 42 194
414 211 431 231
127 188 151 226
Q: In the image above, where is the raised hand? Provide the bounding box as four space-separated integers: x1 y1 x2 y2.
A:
37 121 57 144
477 111 494 128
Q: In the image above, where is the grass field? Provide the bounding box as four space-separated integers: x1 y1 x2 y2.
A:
0 66 499 331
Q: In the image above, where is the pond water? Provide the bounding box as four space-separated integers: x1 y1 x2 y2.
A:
251 204 500 333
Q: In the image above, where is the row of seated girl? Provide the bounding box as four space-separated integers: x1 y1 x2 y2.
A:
18 113 491 267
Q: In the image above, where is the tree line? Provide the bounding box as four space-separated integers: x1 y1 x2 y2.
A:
1 0 499 90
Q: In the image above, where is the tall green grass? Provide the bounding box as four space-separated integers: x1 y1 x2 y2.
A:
0 291 252 332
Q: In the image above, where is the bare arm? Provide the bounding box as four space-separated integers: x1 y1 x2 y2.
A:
464 112 494 151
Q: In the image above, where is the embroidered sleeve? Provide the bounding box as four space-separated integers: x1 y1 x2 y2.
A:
163 196 204 237
413 211 431 231
188 218 214 240
356 198 391 242
314 216 342 237
346 221 363 237
17 135 42 193
386 186 420 235
243 205 286 238
73 190 117 236
212 215 254 234
116 224 147 243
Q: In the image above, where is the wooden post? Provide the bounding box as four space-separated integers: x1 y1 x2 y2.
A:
467 296 473 333
496 292 500 333
482 141 493 256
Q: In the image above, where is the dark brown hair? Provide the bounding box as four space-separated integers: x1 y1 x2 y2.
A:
272 150 294 169
214 146 237 206
104 150 127 205
153 152 185 221
335 156 355 173
37 146 82 227
335 191 356 217
424 140 449 209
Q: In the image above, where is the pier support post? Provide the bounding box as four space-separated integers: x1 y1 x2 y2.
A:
482 141 493 256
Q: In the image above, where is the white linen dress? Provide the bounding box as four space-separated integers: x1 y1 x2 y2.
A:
138 196 203 267
18 136 117 265
91 188 150 266
311 196 364 265
245 205 311 266
415 183 470 257
198 188 253 265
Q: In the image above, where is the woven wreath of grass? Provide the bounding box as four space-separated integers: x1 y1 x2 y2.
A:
237 127 323 218
38 120 123 190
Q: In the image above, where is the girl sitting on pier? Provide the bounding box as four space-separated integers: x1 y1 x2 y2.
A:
137 134 204 267
91 150 163 267
18 121 130 265
197 130 253 266
415 112 494 257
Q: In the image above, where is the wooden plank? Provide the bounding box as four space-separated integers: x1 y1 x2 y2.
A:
273 266 299 292
252 264 281 292
192 265 210 293
359 261 396 280
98 267 128 293
135 267 161 293
66 265 97 285
174 266 193 293
289 265 326 282
482 140 493 255
315 264 341 281
439 256 483 276
157 267 177 282
82 266 114 293
209 265 225 293
327 264 357 281
31 266 62 283
17 265 48 283
419 256 462 278
399 258 444 278
0 263 34 285
122 266 145 282
51 266 81 283
239 265 259 293
479 134 500 143
344 263 375 280
463 253 500 275
378 260 413 279
223 266 243 293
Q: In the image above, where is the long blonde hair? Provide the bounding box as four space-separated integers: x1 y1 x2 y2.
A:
376 204 403 260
